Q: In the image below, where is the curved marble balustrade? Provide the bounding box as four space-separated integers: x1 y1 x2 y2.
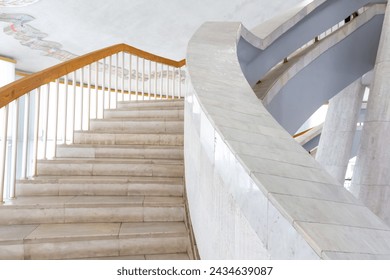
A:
184 1 390 259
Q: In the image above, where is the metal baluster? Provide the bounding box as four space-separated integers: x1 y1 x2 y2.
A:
142 58 145 100
21 92 30 179
87 65 91 130
53 79 60 158
121 52 125 102
0 105 9 202
43 84 50 159
167 66 170 99
128 54 132 101
154 62 158 99
32 87 40 175
115 53 119 108
148 60 152 100
179 68 182 98
63 75 68 144
136 56 139 100
10 99 19 199
71 72 76 144
80 68 84 130
102 59 106 118
108 56 112 109
95 62 99 119
172 67 176 99
160 64 163 99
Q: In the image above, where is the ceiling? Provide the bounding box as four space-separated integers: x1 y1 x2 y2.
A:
0 0 304 73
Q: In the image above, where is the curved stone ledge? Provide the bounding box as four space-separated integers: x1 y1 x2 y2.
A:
185 9 390 259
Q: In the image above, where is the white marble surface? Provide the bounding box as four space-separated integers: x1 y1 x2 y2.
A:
185 4 390 259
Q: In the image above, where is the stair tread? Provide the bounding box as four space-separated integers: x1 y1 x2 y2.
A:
18 175 184 184
90 118 183 122
38 158 183 164
1 196 184 208
78 253 189 260
57 144 183 149
0 222 187 243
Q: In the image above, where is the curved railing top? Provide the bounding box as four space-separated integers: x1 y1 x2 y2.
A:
0 43 186 108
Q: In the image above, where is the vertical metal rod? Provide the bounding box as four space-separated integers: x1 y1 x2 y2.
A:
115 53 119 108
154 62 157 99
128 54 132 101
95 61 99 119
160 64 163 99
71 72 76 144
108 56 112 109
0 105 9 202
10 99 19 199
142 58 145 100
63 75 68 144
172 67 176 99
87 65 91 130
32 88 40 176
102 59 106 118
52 79 60 158
43 84 50 159
80 68 84 130
136 56 139 100
167 66 170 99
148 60 152 100
21 92 30 179
179 68 182 98
121 52 125 102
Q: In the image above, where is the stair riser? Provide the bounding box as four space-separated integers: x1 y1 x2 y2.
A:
36 163 184 177
20 236 188 260
89 120 183 133
0 207 184 225
16 183 183 197
104 109 184 119
116 100 184 110
74 133 184 146
56 147 183 159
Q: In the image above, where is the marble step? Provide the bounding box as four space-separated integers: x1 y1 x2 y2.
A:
116 99 184 110
16 176 184 197
56 144 183 159
104 108 184 120
77 253 190 260
88 119 183 133
0 196 184 225
37 158 184 177
0 222 189 260
74 131 183 146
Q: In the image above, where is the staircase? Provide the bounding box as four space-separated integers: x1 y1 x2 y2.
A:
0 99 192 260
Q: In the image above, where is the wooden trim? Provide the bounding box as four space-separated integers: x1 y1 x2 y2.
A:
0 55 16 64
293 127 313 138
0 43 185 108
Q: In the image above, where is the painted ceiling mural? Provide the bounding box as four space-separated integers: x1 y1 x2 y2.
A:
0 0 40 7
0 3 183 80
0 13 78 61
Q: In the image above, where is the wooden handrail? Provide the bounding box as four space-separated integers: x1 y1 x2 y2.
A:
0 43 186 108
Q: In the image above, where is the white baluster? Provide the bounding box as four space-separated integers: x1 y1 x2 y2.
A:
63 75 68 144
80 68 84 130
154 62 158 99
142 58 145 100
21 92 30 179
128 54 132 101
87 65 91 130
160 64 163 99
102 58 106 118
148 60 152 100
121 52 125 102
43 84 50 159
115 53 119 108
32 87 40 175
136 56 139 101
0 105 9 202
108 56 112 109
71 72 76 144
53 79 60 158
10 99 19 199
95 62 99 119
